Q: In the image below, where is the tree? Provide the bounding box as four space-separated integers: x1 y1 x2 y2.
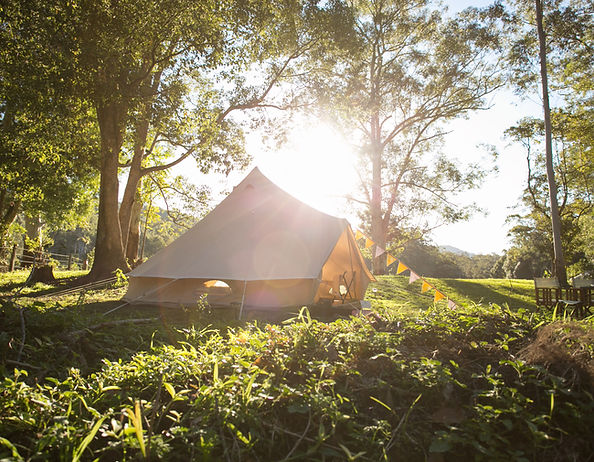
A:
505 114 593 277
310 0 503 273
534 0 567 285
503 0 593 279
0 0 99 249
17 0 351 280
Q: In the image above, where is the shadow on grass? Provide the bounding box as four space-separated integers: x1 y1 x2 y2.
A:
442 279 535 310
0 272 90 299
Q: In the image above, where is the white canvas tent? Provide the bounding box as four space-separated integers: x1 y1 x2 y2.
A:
124 167 374 310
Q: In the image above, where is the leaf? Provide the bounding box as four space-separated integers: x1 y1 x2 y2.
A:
164 382 176 399
339 443 366 461
133 401 146 457
0 437 23 460
369 395 393 413
124 401 146 457
72 416 106 462
100 386 120 393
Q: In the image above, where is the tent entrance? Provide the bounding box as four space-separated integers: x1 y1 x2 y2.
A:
314 227 371 305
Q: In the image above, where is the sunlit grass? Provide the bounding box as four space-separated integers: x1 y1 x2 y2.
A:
366 275 535 312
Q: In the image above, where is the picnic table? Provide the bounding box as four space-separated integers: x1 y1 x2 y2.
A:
534 277 593 317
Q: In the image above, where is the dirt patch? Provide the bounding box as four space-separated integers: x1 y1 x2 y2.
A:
518 321 594 389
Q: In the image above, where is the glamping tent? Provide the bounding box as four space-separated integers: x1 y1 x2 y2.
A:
124 167 374 313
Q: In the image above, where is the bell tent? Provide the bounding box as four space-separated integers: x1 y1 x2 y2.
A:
124 167 374 312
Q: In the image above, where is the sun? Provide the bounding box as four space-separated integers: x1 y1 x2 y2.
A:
252 122 361 221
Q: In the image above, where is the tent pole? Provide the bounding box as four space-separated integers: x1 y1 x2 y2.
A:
238 280 247 320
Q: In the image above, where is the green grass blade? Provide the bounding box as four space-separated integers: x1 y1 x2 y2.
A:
72 416 106 462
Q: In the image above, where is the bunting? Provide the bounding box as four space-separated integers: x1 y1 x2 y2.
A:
396 261 408 275
354 228 458 309
421 280 432 293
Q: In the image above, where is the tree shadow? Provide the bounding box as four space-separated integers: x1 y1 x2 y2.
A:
443 279 535 310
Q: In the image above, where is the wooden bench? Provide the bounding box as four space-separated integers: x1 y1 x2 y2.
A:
571 278 594 316
534 277 592 317
534 278 563 307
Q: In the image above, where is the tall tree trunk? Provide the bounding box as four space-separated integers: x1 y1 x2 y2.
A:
119 147 143 255
370 113 386 274
126 189 143 265
535 0 568 286
89 102 130 279
119 71 161 254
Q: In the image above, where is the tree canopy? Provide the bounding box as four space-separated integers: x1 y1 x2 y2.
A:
302 0 503 272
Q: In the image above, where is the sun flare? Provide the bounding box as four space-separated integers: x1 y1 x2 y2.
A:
253 123 361 222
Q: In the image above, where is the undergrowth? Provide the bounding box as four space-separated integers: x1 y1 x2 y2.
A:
0 273 592 461
1 304 592 460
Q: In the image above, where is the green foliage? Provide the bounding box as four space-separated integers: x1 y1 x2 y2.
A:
504 112 593 278
1 272 592 460
0 0 100 243
396 240 503 279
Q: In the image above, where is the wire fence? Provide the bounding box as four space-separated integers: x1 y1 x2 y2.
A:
0 245 88 272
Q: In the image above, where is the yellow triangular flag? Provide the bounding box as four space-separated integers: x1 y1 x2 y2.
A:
421 280 432 293
396 261 408 274
365 238 374 248
434 291 445 302
355 230 364 240
386 254 396 266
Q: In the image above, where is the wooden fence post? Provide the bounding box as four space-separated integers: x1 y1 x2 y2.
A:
9 244 17 271
68 254 72 270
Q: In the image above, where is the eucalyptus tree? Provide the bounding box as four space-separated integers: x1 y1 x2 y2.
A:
503 0 593 282
309 0 503 273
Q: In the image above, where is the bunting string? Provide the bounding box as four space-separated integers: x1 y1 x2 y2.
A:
354 229 458 309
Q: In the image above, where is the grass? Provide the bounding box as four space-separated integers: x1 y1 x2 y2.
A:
0 271 592 461
366 275 536 313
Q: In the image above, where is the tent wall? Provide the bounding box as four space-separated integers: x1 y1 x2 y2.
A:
243 279 319 308
125 276 319 308
124 168 374 310
125 277 238 307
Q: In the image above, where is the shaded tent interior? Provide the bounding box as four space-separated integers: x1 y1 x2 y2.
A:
124 167 374 316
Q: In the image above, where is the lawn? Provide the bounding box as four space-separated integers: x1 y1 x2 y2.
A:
366 275 536 313
0 271 592 461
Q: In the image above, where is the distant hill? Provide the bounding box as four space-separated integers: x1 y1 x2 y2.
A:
439 245 475 256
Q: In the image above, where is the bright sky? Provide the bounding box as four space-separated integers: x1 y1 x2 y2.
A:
174 91 538 256
172 0 544 256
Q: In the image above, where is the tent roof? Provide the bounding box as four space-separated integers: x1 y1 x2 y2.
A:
130 167 373 282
